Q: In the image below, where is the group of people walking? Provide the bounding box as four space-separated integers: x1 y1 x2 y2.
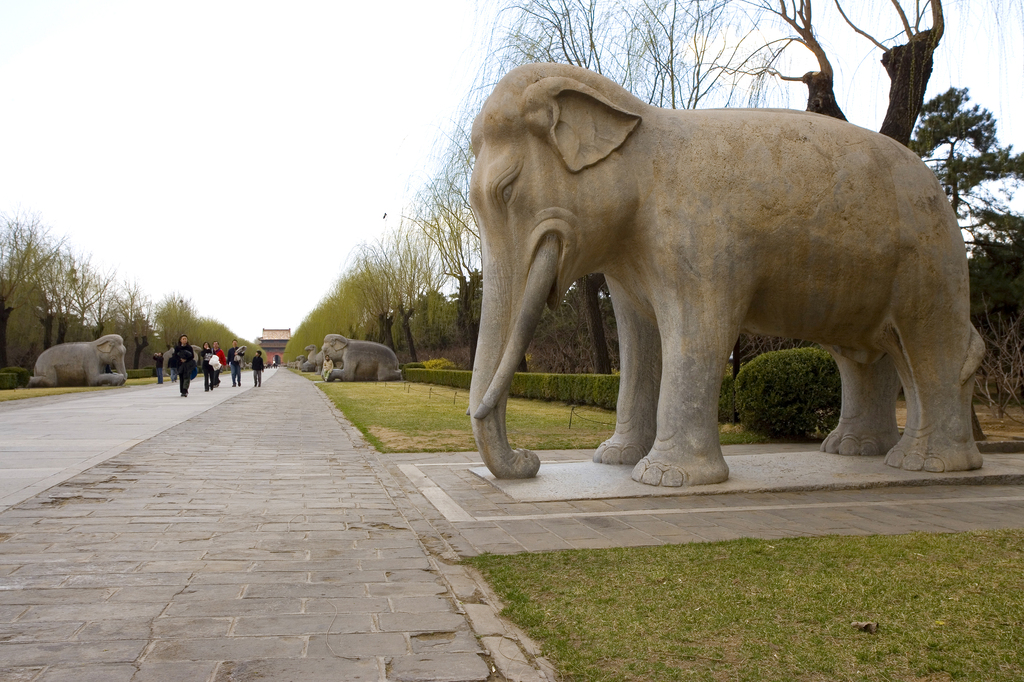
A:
153 337 266 397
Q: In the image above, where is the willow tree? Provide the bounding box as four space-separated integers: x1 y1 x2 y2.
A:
411 123 483 366
0 212 61 367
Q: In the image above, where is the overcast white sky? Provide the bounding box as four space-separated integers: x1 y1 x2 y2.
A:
0 1 1020 343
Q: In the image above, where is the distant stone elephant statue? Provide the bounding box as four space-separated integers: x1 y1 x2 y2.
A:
293 355 306 369
300 345 318 372
468 63 984 487
322 334 402 381
29 334 128 388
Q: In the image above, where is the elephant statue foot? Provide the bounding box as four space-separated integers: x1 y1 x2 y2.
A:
593 438 647 465
821 424 900 457
884 431 983 473
631 443 730 488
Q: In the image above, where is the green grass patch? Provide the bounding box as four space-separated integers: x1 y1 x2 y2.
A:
317 381 766 453
0 376 160 402
469 530 1024 681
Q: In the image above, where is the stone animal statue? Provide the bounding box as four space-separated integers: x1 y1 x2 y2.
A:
467 63 984 487
293 355 305 369
322 334 402 381
300 344 317 372
28 334 129 388
314 348 325 374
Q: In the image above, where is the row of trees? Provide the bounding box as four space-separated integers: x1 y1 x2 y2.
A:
0 212 258 371
288 1 1023 389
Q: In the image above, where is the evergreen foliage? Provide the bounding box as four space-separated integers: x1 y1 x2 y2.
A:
735 348 842 438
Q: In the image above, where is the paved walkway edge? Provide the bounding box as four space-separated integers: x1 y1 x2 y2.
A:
314 384 558 682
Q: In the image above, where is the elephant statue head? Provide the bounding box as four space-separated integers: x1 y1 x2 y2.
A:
467 65 644 479
322 334 349 364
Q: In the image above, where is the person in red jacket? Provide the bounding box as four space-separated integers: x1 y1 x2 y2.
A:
212 341 228 388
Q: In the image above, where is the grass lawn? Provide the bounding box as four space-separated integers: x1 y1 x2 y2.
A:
469 530 1024 682
0 376 160 402
315 379 768 453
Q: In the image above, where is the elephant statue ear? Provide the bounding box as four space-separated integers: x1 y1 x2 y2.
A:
96 338 116 354
524 77 641 173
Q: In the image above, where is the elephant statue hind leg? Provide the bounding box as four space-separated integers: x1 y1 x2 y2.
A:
820 350 901 457
879 322 984 473
593 278 660 466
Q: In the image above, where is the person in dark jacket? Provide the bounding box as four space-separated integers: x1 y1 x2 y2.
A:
251 350 265 387
173 334 195 397
152 351 164 384
200 342 216 392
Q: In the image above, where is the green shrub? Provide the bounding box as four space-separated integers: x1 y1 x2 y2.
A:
423 358 459 370
127 368 154 379
735 347 841 438
718 371 736 423
0 373 17 390
0 366 30 388
402 362 425 370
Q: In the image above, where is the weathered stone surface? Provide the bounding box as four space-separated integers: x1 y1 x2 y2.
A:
27 334 127 388
389 653 491 682
467 62 983 487
322 333 403 381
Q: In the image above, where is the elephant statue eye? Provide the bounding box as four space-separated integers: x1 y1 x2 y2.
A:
502 183 514 204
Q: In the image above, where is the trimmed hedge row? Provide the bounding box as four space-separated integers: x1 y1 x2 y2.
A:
402 368 620 410
0 366 30 388
127 368 155 379
405 348 842 440
0 373 18 390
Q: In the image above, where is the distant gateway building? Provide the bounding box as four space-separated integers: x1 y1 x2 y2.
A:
256 328 290 366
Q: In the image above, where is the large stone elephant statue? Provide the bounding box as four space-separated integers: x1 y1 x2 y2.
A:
29 334 129 388
322 334 402 382
300 345 318 372
468 63 984 487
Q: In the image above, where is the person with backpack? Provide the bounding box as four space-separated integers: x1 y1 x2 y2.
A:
251 350 265 387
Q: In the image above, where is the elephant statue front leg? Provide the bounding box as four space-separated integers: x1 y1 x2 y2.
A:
594 279 660 466
631 317 732 487
821 351 901 457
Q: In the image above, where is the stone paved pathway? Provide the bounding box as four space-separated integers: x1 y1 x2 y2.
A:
0 371 508 682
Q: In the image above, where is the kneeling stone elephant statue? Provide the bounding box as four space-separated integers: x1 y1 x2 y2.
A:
322 334 402 382
468 63 984 488
29 334 128 388
300 345 318 372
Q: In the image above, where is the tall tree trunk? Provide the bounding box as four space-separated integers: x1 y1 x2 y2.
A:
458 272 482 367
133 335 148 369
580 273 611 374
801 71 847 120
0 304 11 367
38 312 54 350
56 317 68 345
377 313 396 351
878 30 939 146
399 306 418 362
